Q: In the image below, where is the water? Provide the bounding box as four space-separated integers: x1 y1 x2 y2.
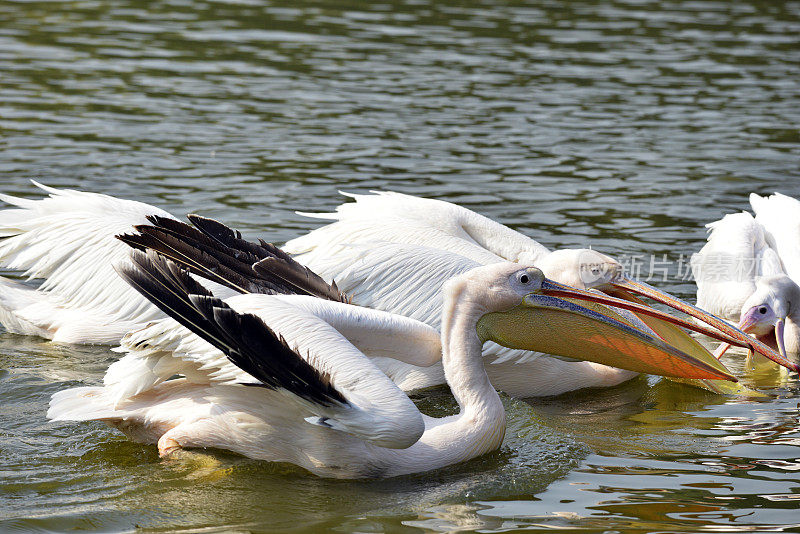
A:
1 0 799 531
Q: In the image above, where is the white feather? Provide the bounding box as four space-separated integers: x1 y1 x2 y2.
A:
751 192 800 282
286 190 551 266
51 265 549 478
0 181 171 341
691 211 776 320
287 192 638 396
691 194 800 360
91 294 431 449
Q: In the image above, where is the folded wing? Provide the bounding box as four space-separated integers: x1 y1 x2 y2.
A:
115 250 426 448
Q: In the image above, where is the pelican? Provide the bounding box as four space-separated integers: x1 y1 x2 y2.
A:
282 191 796 394
0 183 790 399
49 248 737 478
692 193 800 363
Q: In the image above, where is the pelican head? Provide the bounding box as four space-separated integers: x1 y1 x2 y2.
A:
466 263 736 381
737 275 800 362
533 249 799 373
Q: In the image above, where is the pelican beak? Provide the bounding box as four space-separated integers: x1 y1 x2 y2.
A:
736 305 764 333
775 319 788 363
604 277 800 373
476 279 737 381
716 309 791 366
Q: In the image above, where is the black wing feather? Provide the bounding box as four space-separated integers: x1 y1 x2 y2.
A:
186 214 269 260
116 215 348 302
188 214 347 302
119 227 288 294
117 250 348 407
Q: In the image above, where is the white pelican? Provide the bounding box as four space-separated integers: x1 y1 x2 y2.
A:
49 250 737 478
692 193 800 362
282 191 796 394
0 183 789 399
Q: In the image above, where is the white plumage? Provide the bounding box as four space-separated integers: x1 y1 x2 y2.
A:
0 182 172 342
751 192 800 283
49 267 445 478
0 182 237 343
48 249 740 478
692 193 800 361
1 184 786 397
296 239 639 395
291 191 550 266
0 185 636 395
284 192 640 395
285 191 790 395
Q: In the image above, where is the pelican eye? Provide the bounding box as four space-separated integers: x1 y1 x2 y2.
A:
513 269 540 288
758 306 768 315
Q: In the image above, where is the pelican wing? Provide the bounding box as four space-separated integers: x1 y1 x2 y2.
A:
117 250 346 406
120 220 443 367
691 211 784 320
0 181 171 328
115 250 426 448
285 191 551 268
118 215 347 301
313 241 480 328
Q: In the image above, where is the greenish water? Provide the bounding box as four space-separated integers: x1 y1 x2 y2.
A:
1 0 799 532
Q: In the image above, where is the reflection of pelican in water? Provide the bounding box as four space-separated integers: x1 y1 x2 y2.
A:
692 193 800 365
48 234 735 478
